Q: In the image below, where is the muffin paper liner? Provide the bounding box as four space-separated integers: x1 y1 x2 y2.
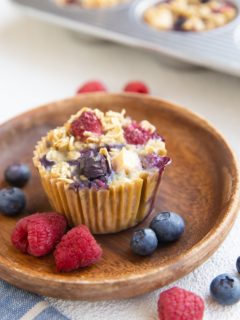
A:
33 137 167 234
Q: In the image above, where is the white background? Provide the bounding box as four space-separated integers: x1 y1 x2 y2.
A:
1 1 240 319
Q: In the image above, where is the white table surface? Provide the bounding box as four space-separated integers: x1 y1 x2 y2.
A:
1 1 240 319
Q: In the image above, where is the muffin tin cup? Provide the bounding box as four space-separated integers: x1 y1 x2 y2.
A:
11 0 240 75
134 0 239 34
33 136 167 234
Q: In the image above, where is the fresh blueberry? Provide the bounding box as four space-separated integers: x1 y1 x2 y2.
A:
210 274 240 305
236 256 240 273
150 212 185 242
0 188 26 216
130 228 158 256
4 164 31 187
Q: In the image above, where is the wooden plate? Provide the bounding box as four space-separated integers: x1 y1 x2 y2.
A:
0 94 239 300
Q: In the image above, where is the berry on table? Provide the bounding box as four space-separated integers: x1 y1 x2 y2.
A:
210 273 240 305
123 81 149 94
0 188 26 216
130 228 158 256
4 163 31 188
11 212 67 257
71 111 103 140
124 122 151 145
150 212 185 242
76 81 107 94
54 225 102 272
158 287 204 320
236 256 240 273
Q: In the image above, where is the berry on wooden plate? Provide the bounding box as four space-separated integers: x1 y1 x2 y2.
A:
130 228 158 256
54 225 102 272
210 273 240 305
11 212 67 257
150 212 185 242
158 287 204 320
4 163 31 188
0 188 26 216
76 81 107 94
123 81 149 94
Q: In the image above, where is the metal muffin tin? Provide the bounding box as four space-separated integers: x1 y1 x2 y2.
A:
11 0 240 76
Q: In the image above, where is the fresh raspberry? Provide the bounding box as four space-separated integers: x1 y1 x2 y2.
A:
76 81 107 94
123 81 149 94
11 212 67 257
124 122 151 145
54 225 102 272
71 111 103 140
158 287 204 320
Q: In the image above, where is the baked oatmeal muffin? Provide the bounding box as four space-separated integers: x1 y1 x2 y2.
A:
144 0 237 32
56 0 126 8
33 108 170 234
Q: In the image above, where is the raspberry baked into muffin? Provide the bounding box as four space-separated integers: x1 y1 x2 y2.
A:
33 108 170 234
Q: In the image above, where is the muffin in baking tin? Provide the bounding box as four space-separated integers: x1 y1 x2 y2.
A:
144 0 237 32
33 108 170 234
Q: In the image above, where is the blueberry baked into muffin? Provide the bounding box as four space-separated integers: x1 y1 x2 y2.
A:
33 108 170 234
56 0 126 8
144 0 237 32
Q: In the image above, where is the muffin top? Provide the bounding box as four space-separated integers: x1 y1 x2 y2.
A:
36 108 170 190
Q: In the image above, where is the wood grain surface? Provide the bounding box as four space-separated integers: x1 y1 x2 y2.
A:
0 93 239 300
